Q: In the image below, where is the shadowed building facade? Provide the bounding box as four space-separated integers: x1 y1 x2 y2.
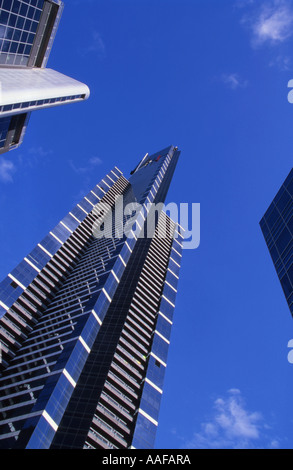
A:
0 145 183 449
260 169 293 317
0 0 89 154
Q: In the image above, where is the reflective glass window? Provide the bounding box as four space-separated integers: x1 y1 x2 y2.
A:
0 0 45 66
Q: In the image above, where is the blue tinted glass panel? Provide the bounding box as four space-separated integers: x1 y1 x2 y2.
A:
0 116 11 148
156 315 172 341
139 383 161 421
151 334 169 364
0 0 45 66
11 259 38 286
41 234 62 254
132 414 157 449
62 214 79 232
51 224 70 244
145 356 166 390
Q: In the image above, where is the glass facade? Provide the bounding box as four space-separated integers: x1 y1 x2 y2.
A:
0 0 89 155
0 113 28 151
0 116 11 148
0 0 45 66
260 169 293 316
0 146 183 449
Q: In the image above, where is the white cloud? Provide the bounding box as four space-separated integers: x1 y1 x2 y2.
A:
0 145 55 183
28 146 53 158
269 54 291 70
15 146 53 171
214 393 260 440
88 156 103 166
237 0 293 70
69 156 103 175
69 156 104 204
254 3 293 44
183 389 280 449
241 0 293 47
79 30 106 58
221 73 248 90
0 159 16 183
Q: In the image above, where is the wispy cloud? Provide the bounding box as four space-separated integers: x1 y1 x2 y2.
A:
25 146 53 167
69 156 104 203
79 30 106 58
269 54 291 70
237 0 293 71
0 158 16 183
89 156 103 166
253 3 293 45
0 145 54 184
15 145 53 171
69 156 103 175
241 0 293 47
221 73 248 90
183 389 280 449
27 146 53 158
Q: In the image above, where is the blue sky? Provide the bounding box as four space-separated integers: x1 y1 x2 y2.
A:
1 0 293 449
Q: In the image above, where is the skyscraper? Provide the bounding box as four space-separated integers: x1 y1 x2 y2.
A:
0 145 183 449
0 0 89 155
260 169 293 317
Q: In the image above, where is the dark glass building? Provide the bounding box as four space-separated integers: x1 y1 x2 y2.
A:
260 169 293 316
0 145 183 449
0 0 89 154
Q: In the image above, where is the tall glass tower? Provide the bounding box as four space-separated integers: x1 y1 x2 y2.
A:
260 169 293 317
0 145 183 449
0 0 89 154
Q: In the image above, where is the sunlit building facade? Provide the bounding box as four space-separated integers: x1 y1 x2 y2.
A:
0 145 183 449
260 169 293 316
0 0 89 154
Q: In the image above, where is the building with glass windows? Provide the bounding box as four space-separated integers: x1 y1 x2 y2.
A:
260 169 293 317
0 145 183 449
0 0 89 154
